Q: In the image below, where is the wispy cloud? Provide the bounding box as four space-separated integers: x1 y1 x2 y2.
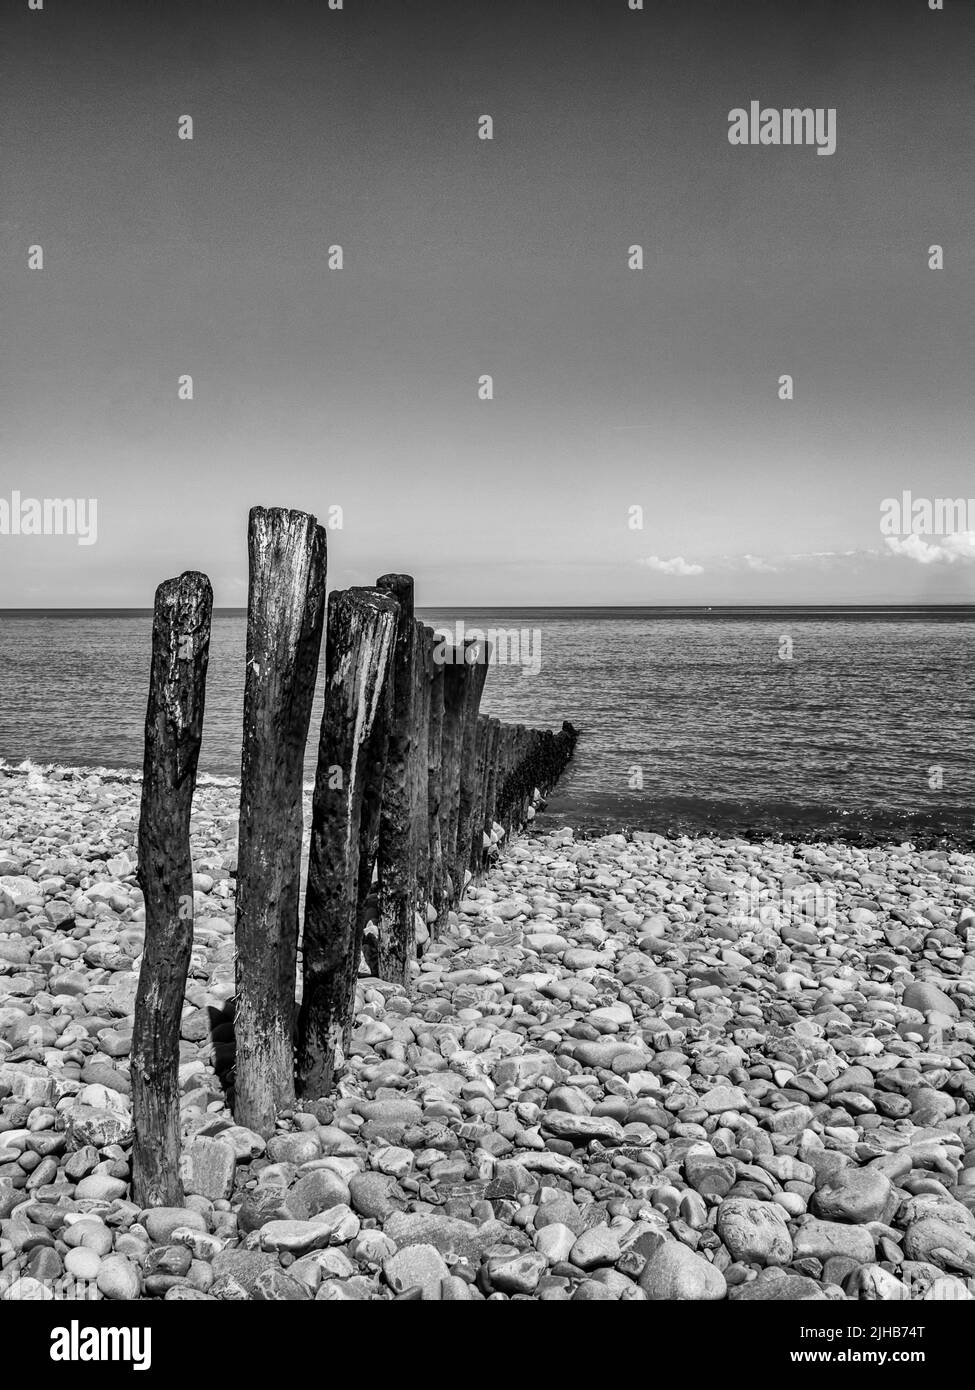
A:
884 532 975 565
713 550 869 573
638 555 704 576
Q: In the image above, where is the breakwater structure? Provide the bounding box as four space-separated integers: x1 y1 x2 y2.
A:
130 506 578 1206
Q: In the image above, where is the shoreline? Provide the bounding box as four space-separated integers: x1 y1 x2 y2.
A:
4 758 972 853
1 770 974 1302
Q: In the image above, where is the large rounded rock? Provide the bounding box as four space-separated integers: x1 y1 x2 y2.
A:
383 1244 449 1299
97 1255 142 1300
903 1218 975 1271
74 1175 127 1202
902 982 958 1019
143 1207 206 1244
812 1168 893 1225
718 1198 793 1265
793 1218 876 1265
66 1105 132 1149
258 1220 332 1255
639 1241 727 1300
699 1086 749 1114
266 1133 320 1166
348 1172 403 1220
286 1168 350 1218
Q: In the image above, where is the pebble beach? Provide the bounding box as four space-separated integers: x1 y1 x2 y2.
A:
2 764 975 1303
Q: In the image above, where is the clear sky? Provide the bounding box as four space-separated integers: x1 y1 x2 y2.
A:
2 0 973 606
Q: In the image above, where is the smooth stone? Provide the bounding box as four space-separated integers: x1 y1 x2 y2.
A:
143 1207 207 1244
383 1244 450 1299
64 1247 102 1281
259 1220 333 1255
717 1198 794 1266
729 1268 828 1301
534 1223 576 1263
252 1268 312 1301
95 1256 142 1295
74 1175 127 1202
811 1168 894 1225
699 1086 749 1114
487 1251 548 1295
639 1241 727 1300
902 982 958 1020
540 1112 625 1144
181 1136 236 1201
569 1225 622 1271
792 1218 876 1265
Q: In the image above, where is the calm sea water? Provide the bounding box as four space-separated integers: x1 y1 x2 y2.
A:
1 607 973 841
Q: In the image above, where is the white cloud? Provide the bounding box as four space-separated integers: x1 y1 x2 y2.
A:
638 554 704 576
884 532 975 565
742 554 777 572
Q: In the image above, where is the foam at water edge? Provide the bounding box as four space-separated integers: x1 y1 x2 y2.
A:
0 756 318 793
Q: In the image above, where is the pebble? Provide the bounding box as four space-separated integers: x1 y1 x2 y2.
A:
96 1254 142 1299
383 1244 450 1298
717 1198 794 1266
64 1247 102 1281
640 1241 727 1300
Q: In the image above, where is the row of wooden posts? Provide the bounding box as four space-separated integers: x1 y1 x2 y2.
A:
130 506 578 1205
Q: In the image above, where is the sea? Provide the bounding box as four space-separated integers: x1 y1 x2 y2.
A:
1 606 973 845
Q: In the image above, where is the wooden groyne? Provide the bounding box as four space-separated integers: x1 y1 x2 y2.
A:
130 506 577 1199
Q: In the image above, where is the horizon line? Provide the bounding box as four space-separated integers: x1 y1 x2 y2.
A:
2 603 974 615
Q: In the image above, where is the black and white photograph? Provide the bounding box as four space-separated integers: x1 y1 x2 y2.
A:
0 0 973 1358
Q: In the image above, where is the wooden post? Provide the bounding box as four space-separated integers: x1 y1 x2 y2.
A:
375 574 418 984
492 721 579 839
467 714 490 877
500 724 525 837
438 642 466 911
499 724 535 831
424 628 445 927
132 571 212 1208
518 728 539 822
296 588 398 1099
235 507 327 1137
453 643 490 898
412 619 432 918
354 640 396 979
493 724 510 841
480 716 502 876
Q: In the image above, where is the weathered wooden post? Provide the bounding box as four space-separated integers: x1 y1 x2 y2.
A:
354 675 394 978
296 588 398 1098
235 507 327 1136
507 725 534 829
437 641 466 911
452 642 490 899
501 724 526 837
424 627 445 923
467 714 490 876
495 725 516 838
518 727 538 822
412 619 432 919
497 724 515 834
354 636 395 980
479 716 502 875
375 574 418 984
132 571 212 1208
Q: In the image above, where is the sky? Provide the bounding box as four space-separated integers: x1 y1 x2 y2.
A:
1 0 973 607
